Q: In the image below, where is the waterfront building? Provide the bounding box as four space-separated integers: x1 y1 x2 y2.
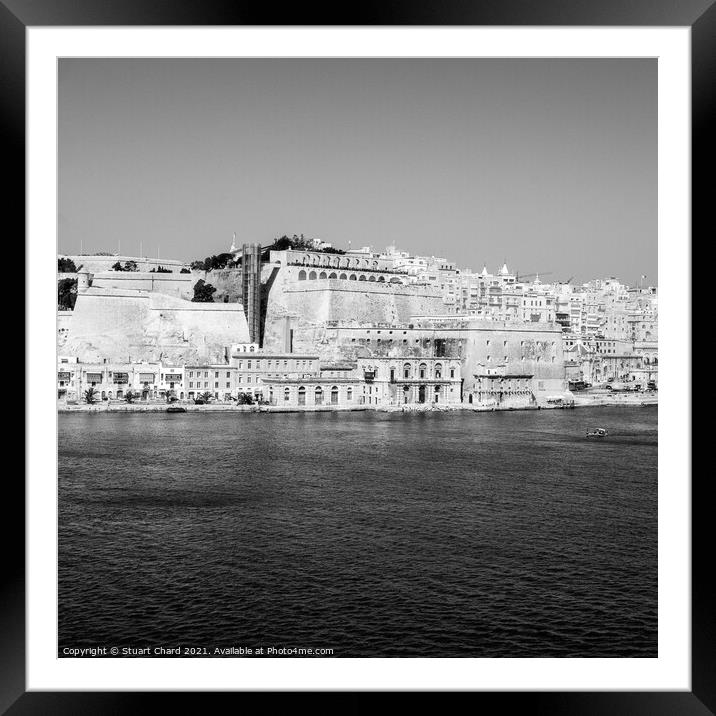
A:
57 360 173 402
184 364 235 401
355 356 463 406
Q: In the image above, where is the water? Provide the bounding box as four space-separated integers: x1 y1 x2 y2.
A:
58 407 657 657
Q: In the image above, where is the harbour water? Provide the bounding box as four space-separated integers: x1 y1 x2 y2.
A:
58 407 657 657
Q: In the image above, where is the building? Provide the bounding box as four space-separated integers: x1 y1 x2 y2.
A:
355 356 463 406
57 359 179 401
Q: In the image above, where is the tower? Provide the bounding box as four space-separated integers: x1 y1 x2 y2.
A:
241 243 262 345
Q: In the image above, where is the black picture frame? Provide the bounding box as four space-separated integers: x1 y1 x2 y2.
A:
8 1 706 712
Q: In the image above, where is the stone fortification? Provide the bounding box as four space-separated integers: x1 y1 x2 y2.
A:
190 268 243 303
64 287 250 364
89 271 194 299
60 255 187 273
57 311 73 350
262 264 445 351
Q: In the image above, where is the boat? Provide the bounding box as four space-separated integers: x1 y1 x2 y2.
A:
586 428 608 438
166 406 187 413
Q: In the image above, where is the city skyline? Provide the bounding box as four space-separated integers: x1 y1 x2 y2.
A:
59 58 656 285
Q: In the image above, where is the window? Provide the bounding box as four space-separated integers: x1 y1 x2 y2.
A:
315 386 323 405
214 382 219 388
215 371 219 378
226 382 231 388
284 388 291 401
331 386 339 404
347 388 353 401
298 387 306 406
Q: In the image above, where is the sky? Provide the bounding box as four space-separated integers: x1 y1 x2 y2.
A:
58 58 656 285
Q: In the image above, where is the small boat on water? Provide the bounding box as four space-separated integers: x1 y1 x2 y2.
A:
166 406 187 413
586 428 608 438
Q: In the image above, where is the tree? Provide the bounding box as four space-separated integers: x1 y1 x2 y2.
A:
180 268 191 274
112 261 125 271
150 265 172 273
84 387 98 404
192 279 216 302
237 392 254 405
58 257 77 273
124 390 137 403
58 278 78 310
196 391 213 404
124 261 138 272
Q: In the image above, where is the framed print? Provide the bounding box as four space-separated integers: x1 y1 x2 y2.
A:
7 0 708 712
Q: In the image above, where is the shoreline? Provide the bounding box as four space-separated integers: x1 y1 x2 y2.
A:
58 393 657 414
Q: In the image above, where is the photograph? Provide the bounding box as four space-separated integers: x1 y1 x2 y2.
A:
55 56 659 660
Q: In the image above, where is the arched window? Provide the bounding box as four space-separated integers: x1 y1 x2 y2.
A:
339 273 347 280
328 272 337 279
349 274 357 281
390 277 402 284
298 269 307 281
331 386 339 404
419 363 427 379
315 386 323 405
378 275 385 282
319 271 327 279
347 387 353 401
284 387 291 401
435 363 442 379
359 275 367 281
298 386 306 406
309 271 317 280
368 275 376 282
403 363 411 379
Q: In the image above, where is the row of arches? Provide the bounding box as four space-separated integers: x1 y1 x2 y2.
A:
273 384 352 406
297 269 404 284
289 253 391 271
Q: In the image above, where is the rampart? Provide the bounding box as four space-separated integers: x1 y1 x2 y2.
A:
64 287 250 364
262 264 445 350
89 271 194 299
60 255 187 273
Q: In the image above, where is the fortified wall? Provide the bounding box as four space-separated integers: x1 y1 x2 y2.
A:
57 311 73 350
262 262 445 351
64 287 250 365
89 271 194 299
60 255 188 273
